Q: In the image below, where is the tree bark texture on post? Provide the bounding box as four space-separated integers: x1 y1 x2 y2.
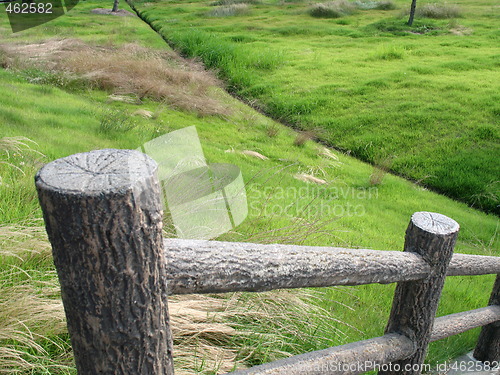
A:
35 149 174 375
380 212 460 375
474 274 500 362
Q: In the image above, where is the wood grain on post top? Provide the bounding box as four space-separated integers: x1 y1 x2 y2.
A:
35 148 157 194
411 212 459 236
35 149 174 375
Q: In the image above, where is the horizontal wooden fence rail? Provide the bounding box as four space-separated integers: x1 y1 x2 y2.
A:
36 149 500 375
430 305 500 342
164 239 500 295
228 305 500 375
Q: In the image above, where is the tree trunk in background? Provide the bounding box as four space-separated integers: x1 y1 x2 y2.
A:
408 0 417 26
112 0 119 12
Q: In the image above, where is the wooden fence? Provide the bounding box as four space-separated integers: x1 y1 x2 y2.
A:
35 149 500 375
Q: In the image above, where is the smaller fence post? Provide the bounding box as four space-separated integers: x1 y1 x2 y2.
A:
35 149 174 375
474 274 500 362
380 212 460 375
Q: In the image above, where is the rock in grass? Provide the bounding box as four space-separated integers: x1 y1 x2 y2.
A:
132 109 153 118
241 150 268 160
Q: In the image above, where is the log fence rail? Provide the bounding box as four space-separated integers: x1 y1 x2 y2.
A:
35 149 500 375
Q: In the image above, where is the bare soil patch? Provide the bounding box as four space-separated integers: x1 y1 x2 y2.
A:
90 8 136 17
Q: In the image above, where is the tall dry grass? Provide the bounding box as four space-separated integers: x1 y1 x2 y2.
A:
0 39 230 117
208 4 250 17
0 223 352 374
0 137 44 177
309 1 356 18
416 3 461 19
0 223 69 374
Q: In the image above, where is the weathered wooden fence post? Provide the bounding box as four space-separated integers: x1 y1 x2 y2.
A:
380 212 460 375
35 149 174 375
474 274 500 362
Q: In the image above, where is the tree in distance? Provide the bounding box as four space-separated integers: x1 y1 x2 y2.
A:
408 0 417 25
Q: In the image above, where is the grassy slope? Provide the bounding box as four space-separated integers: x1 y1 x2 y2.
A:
0 0 498 372
130 0 500 214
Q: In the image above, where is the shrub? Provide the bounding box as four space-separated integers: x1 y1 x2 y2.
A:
211 0 259 5
371 44 406 60
309 1 356 18
266 124 280 138
368 18 441 35
376 0 396 10
294 130 316 146
369 156 393 186
354 0 396 10
416 3 461 19
1 40 230 117
208 3 250 17
98 109 136 135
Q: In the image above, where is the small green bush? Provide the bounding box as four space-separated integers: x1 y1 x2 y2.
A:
309 1 356 18
416 3 461 19
371 44 406 60
368 18 441 35
98 109 136 135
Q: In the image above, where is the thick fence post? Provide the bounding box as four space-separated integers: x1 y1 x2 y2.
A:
380 212 460 375
474 274 500 362
35 149 174 375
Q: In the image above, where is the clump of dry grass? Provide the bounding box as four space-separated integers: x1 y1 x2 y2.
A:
0 223 69 374
1 224 352 374
241 150 269 160
208 3 250 17
0 223 51 260
0 39 230 117
0 271 70 375
354 0 396 10
132 109 154 119
171 288 351 374
266 124 280 138
293 130 316 147
416 3 461 19
369 155 393 186
211 0 260 5
58 42 229 116
318 147 337 160
294 173 327 185
309 1 356 18
0 137 45 177
225 148 269 160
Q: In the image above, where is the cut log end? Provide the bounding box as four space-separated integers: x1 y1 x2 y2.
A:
411 211 460 236
35 149 157 195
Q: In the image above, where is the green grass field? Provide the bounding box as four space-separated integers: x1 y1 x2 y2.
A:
0 0 498 373
129 0 500 214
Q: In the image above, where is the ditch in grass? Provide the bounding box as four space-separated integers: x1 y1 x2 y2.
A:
1 0 499 373
130 0 500 214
